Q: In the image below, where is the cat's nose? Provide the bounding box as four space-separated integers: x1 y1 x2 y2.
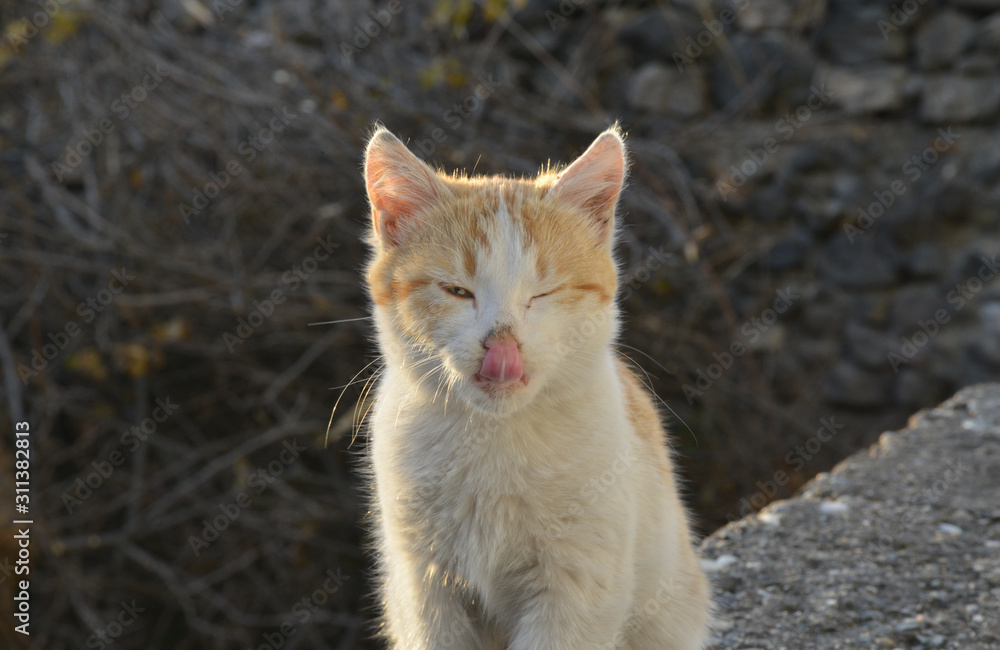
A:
478 331 523 385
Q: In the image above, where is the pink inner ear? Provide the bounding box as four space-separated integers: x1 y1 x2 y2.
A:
548 131 626 244
368 185 416 242
364 130 450 245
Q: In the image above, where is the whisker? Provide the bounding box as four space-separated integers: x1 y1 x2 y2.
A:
327 356 382 448
351 365 385 447
309 316 373 326
616 342 673 376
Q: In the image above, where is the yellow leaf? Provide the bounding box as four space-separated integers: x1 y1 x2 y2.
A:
44 10 87 46
113 343 164 378
419 60 444 90
66 348 108 382
331 91 349 112
151 316 191 342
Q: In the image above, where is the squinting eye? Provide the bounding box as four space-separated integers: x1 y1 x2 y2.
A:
528 290 556 306
442 284 475 299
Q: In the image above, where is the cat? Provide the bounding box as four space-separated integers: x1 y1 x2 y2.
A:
362 125 711 649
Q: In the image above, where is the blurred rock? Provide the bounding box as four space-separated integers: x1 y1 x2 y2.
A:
617 8 704 63
627 63 706 117
951 0 1000 8
822 361 890 407
819 235 900 289
915 9 976 70
892 369 943 406
818 5 907 65
907 242 948 279
709 33 818 111
891 284 945 335
761 229 813 270
818 65 909 114
737 0 827 32
845 321 891 369
973 13 1000 52
920 75 1000 122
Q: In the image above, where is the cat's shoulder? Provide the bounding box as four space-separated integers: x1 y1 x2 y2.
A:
614 356 674 472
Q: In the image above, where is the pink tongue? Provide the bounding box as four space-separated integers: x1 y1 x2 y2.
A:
479 343 523 383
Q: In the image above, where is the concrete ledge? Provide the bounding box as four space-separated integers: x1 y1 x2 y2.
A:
702 384 1000 649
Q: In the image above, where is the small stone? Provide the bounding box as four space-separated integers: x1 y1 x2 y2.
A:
920 75 1000 123
820 500 849 514
979 302 1000 333
952 0 1000 9
821 362 890 408
758 510 782 526
761 230 812 270
819 5 907 65
702 554 739 572
893 370 943 408
975 13 1000 53
845 321 891 369
617 9 704 62
907 243 948 278
737 0 826 32
627 63 705 117
819 234 900 289
938 523 963 535
818 65 909 115
915 9 976 70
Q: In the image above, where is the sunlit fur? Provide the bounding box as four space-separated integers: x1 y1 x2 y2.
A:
363 126 711 649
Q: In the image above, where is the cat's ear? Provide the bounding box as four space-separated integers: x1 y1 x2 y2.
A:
548 127 627 248
364 127 451 246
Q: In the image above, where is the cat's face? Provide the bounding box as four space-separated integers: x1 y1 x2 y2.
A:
364 128 626 415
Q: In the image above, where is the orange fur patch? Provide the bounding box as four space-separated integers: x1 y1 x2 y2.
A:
615 358 672 477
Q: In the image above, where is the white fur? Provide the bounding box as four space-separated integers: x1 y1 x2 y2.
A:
365 129 710 649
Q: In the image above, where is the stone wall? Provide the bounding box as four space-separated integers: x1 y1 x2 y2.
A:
518 0 1000 524
701 383 1000 648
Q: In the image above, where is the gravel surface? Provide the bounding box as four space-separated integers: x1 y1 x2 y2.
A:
701 383 1000 649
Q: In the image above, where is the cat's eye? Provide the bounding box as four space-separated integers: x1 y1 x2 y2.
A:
527 290 556 307
532 292 553 300
441 284 475 299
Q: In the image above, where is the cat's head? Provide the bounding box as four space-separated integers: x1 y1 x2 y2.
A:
363 127 627 415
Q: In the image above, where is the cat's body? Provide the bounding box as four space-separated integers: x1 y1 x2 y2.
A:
362 127 711 649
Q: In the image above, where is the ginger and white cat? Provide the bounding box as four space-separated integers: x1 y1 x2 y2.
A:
362 126 711 649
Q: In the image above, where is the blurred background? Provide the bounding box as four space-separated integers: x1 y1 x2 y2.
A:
1 0 999 647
